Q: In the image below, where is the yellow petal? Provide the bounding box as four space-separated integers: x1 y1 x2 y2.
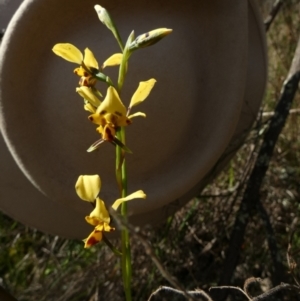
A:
88 112 105 126
84 48 99 70
75 175 101 202
74 66 87 77
52 43 83 64
84 103 96 113
96 222 115 232
102 53 123 68
96 87 128 126
83 229 103 248
129 79 156 108
102 124 116 141
86 198 110 225
128 112 146 119
96 125 104 134
76 86 101 107
112 190 146 211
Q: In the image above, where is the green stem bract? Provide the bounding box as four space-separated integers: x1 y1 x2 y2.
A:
113 29 124 52
80 62 114 87
117 31 135 92
93 71 114 87
118 54 129 92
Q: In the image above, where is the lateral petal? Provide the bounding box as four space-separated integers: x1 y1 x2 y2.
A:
52 43 83 64
129 79 156 108
112 190 146 211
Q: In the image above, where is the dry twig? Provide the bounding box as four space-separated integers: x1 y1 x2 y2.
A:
216 28 300 301
211 279 300 301
264 0 284 32
148 286 213 301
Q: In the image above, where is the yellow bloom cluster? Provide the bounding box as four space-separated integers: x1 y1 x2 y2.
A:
52 43 156 151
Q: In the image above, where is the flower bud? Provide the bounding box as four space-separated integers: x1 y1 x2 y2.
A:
129 28 172 51
94 5 114 31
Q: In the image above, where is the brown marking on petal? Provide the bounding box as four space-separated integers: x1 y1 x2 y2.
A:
111 115 117 124
100 110 107 115
105 128 114 141
74 70 79 75
79 77 89 86
126 118 132 125
84 71 89 77
145 32 149 38
87 236 99 246
115 111 122 117
88 116 94 121
89 78 97 86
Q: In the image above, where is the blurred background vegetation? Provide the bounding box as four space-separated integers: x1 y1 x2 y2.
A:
1 0 300 300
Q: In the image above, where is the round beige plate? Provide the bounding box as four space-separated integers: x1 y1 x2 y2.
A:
0 0 265 238
0 0 23 30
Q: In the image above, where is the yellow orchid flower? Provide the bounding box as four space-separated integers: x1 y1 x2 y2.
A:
87 86 131 151
89 86 130 129
83 198 115 248
53 43 98 87
52 43 122 87
74 48 99 87
75 175 146 248
87 80 156 152
83 191 146 248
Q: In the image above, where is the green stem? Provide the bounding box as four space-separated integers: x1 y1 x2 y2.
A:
115 134 123 194
115 32 133 301
116 129 132 301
